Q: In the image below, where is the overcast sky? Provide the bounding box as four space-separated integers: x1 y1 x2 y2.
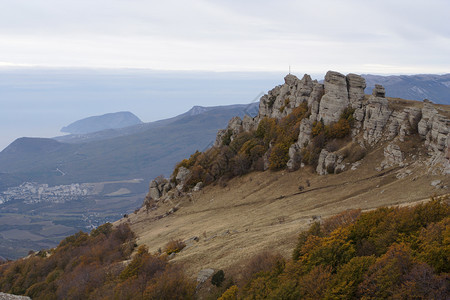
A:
1 0 449 74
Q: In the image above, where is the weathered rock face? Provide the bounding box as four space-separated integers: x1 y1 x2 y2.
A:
193 182 203 192
387 108 421 141
418 101 449 151
258 74 322 120
242 115 256 132
176 167 191 185
148 177 172 201
0 292 31 300
381 143 404 169
214 116 244 147
149 180 161 200
317 71 350 125
297 118 312 148
316 149 345 175
372 84 386 97
362 88 392 145
287 143 301 170
346 73 366 108
211 70 449 177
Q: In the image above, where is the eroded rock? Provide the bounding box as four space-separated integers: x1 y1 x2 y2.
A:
317 71 350 125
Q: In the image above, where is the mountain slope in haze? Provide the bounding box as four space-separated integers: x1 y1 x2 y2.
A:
54 104 258 144
362 73 450 104
60 111 143 134
0 103 258 186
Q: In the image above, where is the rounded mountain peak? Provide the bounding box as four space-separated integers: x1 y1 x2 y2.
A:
61 111 142 134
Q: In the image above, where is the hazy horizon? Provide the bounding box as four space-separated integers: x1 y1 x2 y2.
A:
0 68 289 151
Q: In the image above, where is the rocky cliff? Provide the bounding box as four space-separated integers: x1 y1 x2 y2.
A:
146 71 449 204
215 71 449 175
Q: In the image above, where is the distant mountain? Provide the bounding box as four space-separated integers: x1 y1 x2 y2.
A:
362 73 450 104
0 103 258 186
61 111 143 134
54 104 258 144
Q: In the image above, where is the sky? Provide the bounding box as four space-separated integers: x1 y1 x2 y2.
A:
0 0 449 73
0 0 449 150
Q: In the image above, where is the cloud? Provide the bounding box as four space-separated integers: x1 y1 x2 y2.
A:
0 0 449 73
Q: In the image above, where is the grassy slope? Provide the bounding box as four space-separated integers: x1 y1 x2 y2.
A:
122 143 449 277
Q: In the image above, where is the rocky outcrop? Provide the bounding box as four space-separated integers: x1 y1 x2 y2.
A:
0 292 31 300
387 108 421 141
258 74 322 120
317 71 350 125
176 167 191 185
381 143 404 169
149 180 161 200
362 86 392 145
214 116 244 147
148 177 173 201
347 73 367 108
418 101 449 152
316 149 345 175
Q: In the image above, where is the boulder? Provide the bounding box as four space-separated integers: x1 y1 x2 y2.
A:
372 84 386 97
197 268 215 283
193 182 203 192
0 292 31 300
149 186 161 200
316 149 345 175
176 167 191 184
381 143 404 169
284 74 298 86
148 180 161 200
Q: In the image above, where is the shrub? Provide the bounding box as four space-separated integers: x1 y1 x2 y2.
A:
218 285 238 300
211 270 225 287
312 120 325 137
164 239 186 255
268 142 290 170
221 129 233 146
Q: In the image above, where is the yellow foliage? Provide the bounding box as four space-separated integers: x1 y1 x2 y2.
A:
218 285 238 300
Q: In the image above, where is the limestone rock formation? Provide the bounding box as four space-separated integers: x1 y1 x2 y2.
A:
176 167 191 185
381 143 404 169
149 180 161 200
362 87 392 145
347 73 367 108
0 292 31 300
214 116 244 147
317 71 350 125
316 149 345 175
163 69 450 197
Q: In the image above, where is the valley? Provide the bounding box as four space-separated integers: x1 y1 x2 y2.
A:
0 179 146 259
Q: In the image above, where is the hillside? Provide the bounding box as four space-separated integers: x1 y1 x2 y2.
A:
0 71 449 299
123 70 449 278
0 104 258 186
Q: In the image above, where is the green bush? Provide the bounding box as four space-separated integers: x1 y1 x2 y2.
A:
211 270 225 287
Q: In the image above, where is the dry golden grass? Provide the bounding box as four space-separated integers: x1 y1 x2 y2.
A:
117 142 449 278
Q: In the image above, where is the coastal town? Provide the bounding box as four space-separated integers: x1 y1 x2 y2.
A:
0 182 96 205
